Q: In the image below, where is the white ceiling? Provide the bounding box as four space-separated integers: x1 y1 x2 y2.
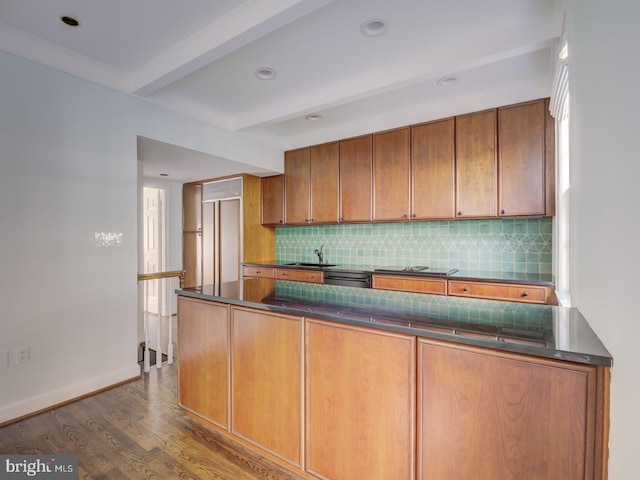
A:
0 0 564 183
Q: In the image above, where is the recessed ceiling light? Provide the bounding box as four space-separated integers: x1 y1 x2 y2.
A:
254 67 276 80
305 114 322 121
60 16 80 27
360 19 388 37
437 76 458 87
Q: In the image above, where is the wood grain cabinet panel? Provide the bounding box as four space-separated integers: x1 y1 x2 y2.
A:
373 127 411 221
177 297 229 429
306 319 416 480
339 134 373 222
284 148 311 225
411 118 455 219
499 99 546 216
242 266 275 278
261 174 284 225
231 307 303 467
284 144 339 225
275 268 324 284
183 183 202 232
418 339 596 480
310 142 340 224
455 109 497 218
182 231 201 288
372 274 447 295
448 280 549 304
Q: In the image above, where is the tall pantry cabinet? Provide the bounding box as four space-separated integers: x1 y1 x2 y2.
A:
182 175 275 288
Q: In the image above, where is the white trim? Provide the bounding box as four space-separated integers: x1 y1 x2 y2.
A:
0 366 140 424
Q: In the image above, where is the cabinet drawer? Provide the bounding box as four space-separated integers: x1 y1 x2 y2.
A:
448 280 548 304
275 268 324 284
372 275 447 295
243 266 275 278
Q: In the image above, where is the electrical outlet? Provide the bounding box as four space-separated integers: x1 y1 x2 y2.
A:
0 349 8 369
16 345 30 364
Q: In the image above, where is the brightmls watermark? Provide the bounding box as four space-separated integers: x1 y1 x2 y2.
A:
0 455 77 479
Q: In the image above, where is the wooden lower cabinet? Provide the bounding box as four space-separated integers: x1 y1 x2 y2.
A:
231 307 303 467
306 319 416 480
178 298 608 480
418 338 598 480
448 279 550 304
372 274 447 295
177 297 229 428
275 268 324 284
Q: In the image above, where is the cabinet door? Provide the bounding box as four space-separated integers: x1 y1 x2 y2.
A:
261 175 284 225
306 319 416 480
310 142 339 223
177 297 229 428
498 99 546 216
182 231 201 288
412 118 455 219
373 127 411 221
455 109 497 218
418 339 594 480
231 307 303 467
284 148 310 224
183 183 202 231
339 135 372 222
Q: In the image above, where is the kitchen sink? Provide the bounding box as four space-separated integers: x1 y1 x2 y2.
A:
284 262 338 268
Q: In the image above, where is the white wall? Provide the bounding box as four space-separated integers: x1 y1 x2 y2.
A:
567 0 640 478
0 51 281 423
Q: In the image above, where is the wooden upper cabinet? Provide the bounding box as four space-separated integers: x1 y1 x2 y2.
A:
455 109 497 218
284 144 339 224
310 141 340 224
498 99 546 216
373 127 411 221
411 118 455 220
261 175 284 225
284 148 311 225
339 135 373 222
183 183 202 232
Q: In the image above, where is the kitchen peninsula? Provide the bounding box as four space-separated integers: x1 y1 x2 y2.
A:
176 277 611 480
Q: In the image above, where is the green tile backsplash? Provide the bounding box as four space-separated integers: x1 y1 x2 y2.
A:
275 217 552 275
273 280 553 332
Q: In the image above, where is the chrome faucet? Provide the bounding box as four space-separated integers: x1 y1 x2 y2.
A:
314 245 324 264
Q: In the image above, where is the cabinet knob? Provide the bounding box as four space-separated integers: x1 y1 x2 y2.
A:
402 214 408 219
522 292 529 297
457 211 463 216
462 287 468 292
279 220 283 224
500 209 506 215
411 213 416 218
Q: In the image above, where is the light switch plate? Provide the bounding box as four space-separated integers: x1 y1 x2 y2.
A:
94 232 123 248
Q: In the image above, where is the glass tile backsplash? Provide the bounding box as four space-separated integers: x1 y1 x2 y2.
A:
275 217 552 275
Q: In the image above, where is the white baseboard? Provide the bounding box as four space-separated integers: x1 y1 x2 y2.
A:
0 364 141 425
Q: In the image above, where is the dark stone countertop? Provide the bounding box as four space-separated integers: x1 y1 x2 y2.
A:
177 278 611 367
242 261 554 286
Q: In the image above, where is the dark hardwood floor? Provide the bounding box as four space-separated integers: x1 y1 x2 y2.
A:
0 363 306 480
